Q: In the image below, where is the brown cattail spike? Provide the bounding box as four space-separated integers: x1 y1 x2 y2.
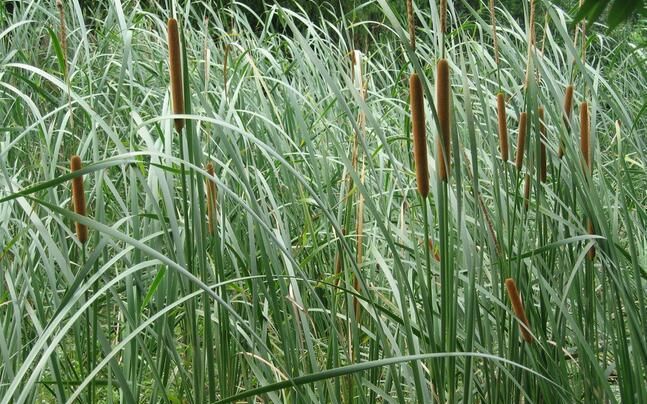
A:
496 92 508 161
205 163 217 235
70 155 88 244
167 18 185 132
410 73 429 197
580 101 590 171
436 59 450 182
505 278 533 343
560 85 574 158
523 174 531 211
587 219 595 260
515 112 528 171
538 106 547 182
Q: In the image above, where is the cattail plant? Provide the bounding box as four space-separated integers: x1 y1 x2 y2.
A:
496 92 508 161
580 101 595 259
559 85 574 158
167 18 185 132
505 278 533 343
436 58 450 181
538 106 547 182
515 112 528 171
410 73 429 196
205 163 217 235
70 155 88 244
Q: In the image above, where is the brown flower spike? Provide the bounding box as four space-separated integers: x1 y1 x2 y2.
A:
168 18 184 132
70 155 87 244
436 59 450 182
515 112 528 171
496 92 508 162
559 85 574 158
410 73 429 197
505 278 533 343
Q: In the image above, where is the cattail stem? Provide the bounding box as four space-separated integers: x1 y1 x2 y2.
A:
410 74 429 197
496 92 508 161
436 59 450 182
205 163 217 235
515 112 528 171
560 85 574 158
505 278 533 343
168 18 185 132
70 155 88 244
539 106 547 182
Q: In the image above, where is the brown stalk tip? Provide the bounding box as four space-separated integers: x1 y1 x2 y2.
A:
559 85 574 158
167 18 185 132
436 58 450 182
538 106 547 182
406 0 416 50
504 278 533 343
515 112 528 171
580 101 590 171
410 73 429 197
205 162 217 235
496 92 508 162
70 155 88 244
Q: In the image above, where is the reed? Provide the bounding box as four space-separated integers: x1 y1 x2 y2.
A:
496 92 508 161
505 278 533 343
538 106 546 182
515 112 527 171
436 58 450 182
559 85 574 158
70 155 88 244
205 163 217 235
410 73 429 196
167 18 185 132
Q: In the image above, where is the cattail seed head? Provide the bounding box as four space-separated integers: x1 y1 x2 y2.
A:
505 278 533 343
436 59 450 182
538 106 547 182
496 92 508 162
587 219 595 260
523 173 531 211
167 18 185 132
559 85 574 158
205 162 217 235
410 73 429 197
515 112 528 171
580 101 590 171
70 155 88 244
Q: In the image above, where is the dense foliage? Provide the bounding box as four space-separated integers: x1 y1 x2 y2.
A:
0 0 645 403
